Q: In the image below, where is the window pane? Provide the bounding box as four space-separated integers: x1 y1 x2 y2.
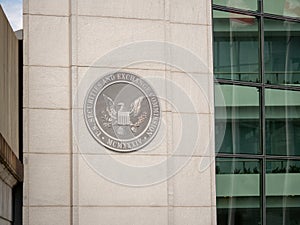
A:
213 0 258 11
264 19 300 86
215 84 260 154
213 11 259 82
266 160 300 225
216 158 261 225
264 0 300 18
265 89 300 156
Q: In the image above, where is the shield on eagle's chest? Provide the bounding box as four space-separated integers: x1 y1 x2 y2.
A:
118 111 130 125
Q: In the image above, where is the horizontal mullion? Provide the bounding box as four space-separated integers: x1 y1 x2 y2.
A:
212 4 262 17
214 78 262 87
214 79 300 91
265 155 300 161
216 153 300 161
263 13 300 23
213 4 300 23
216 153 264 159
263 84 300 91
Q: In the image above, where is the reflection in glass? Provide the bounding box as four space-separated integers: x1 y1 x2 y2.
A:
264 19 300 85
213 0 257 11
265 89 300 156
215 84 260 154
216 158 261 225
213 11 259 82
266 160 300 225
264 0 300 18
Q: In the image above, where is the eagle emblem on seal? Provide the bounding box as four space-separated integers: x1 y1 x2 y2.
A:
101 94 148 135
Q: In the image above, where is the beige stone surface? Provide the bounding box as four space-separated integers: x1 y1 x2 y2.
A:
22 207 29 225
23 154 29 206
170 0 208 24
23 66 29 108
78 207 168 225
78 0 164 20
77 154 168 206
28 15 69 66
28 109 70 153
26 153 70 206
77 16 165 67
23 14 29 66
23 0 29 14
169 23 209 73
169 72 213 114
210 155 217 207
173 207 212 225
171 156 213 206
23 109 29 153
207 0 213 26
26 0 69 16
171 113 213 156
207 24 214 72
29 207 70 225
28 66 70 109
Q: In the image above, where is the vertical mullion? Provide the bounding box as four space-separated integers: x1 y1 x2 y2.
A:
258 0 266 225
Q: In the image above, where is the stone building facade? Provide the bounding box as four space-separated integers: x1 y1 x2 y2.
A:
23 0 216 224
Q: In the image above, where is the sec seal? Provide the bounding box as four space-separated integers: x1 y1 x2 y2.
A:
84 72 161 152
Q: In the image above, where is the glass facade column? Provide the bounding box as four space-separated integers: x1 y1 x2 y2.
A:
213 1 300 224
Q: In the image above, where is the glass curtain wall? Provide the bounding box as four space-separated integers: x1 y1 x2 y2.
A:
213 1 300 225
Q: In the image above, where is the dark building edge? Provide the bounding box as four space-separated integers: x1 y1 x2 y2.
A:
13 36 23 225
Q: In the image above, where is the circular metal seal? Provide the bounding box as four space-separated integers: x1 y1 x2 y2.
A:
84 72 161 152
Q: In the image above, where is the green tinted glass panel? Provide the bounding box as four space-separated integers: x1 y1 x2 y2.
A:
265 89 300 156
266 160 300 225
213 0 257 11
215 84 260 154
264 19 300 85
213 11 259 82
264 0 300 18
216 158 261 225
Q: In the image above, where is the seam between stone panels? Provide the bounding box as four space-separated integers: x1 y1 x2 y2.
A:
25 205 71 208
75 14 213 26
27 107 71 110
26 152 71 155
169 21 211 26
76 65 167 72
24 65 71 68
27 152 72 155
28 104 71 110
74 66 212 74
77 14 166 22
24 13 69 18
171 112 212 115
